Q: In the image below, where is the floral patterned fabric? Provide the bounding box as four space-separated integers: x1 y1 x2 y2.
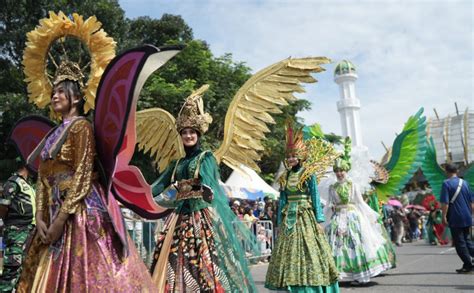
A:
18 186 154 292
325 180 392 283
367 192 397 268
326 206 392 282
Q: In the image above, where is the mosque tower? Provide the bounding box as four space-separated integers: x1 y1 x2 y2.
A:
334 60 364 148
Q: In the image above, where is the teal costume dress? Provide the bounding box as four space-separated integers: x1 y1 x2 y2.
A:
150 147 257 292
265 166 339 292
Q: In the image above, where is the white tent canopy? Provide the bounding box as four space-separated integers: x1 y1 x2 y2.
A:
224 165 279 199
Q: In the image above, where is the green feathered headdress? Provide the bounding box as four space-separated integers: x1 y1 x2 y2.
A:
297 123 338 186
333 137 352 172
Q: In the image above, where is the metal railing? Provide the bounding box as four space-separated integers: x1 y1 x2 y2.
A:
124 217 274 266
125 218 165 266
235 220 274 261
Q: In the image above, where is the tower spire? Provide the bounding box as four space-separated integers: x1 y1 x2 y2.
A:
334 60 364 148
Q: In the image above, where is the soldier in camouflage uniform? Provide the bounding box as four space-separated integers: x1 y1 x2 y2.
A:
0 159 35 292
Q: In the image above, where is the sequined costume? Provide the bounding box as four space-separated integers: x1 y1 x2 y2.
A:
265 167 339 292
150 148 257 292
17 118 155 292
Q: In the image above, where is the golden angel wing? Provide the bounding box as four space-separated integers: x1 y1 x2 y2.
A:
136 108 185 172
214 57 331 172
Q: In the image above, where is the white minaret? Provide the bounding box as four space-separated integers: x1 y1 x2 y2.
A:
334 60 364 148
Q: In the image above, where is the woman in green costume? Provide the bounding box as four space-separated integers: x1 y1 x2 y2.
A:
265 123 340 292
149 93 257 292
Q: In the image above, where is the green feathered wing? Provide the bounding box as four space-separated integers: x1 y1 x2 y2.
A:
462 163 474 190
376 108 427 201
421 136 447 200
302 123 325 140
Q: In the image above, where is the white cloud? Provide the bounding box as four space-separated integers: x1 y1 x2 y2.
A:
120 0 473 159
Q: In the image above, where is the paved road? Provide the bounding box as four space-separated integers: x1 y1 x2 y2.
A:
250 241 473 292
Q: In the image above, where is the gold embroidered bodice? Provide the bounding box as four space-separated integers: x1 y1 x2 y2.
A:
36 120 97 215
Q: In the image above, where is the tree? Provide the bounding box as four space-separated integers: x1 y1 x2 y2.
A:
0 3 314 183
0 0 127 68
121 14 193 51
0 0 128 97
259 100 312 178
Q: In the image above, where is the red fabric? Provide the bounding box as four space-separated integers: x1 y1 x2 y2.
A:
432 223 448 245
422 194 439 210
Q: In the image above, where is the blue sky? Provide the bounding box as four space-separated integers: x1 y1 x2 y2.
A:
120 0 473 159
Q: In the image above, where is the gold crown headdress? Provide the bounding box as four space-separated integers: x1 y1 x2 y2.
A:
53 60 85 88
176 84 213 134
22 11 116 114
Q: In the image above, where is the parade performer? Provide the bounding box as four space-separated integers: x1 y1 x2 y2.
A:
265 122 340 292
348 108 427 268
423 196 448 245
147 89 259 291
10 12 181 292
136 56 330 292
0 158 35 292
325 138 392 283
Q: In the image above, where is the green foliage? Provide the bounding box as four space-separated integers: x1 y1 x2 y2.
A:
0 0 127 67
0 1 314 182
121 14 193 51
323 132 343 145
259 99 311 176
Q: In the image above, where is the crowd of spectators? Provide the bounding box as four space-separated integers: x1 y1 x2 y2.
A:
230 196 278 261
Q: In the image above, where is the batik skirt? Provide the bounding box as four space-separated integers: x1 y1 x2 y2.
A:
150 203 254 292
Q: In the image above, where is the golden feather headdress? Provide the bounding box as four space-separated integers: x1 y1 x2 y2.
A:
22 11 116 114
176 84 213 134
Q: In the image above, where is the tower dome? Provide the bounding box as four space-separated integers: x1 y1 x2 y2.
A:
333 59 364 148
334 60 356 76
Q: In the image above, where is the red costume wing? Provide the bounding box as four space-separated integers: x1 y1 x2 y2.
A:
94 45 182 219
7 115 55 173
